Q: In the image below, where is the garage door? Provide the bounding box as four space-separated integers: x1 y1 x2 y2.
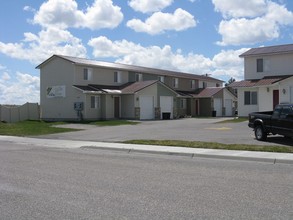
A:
214 98 222 117
160 96 173 119
225 99 233 116
139 96 154 120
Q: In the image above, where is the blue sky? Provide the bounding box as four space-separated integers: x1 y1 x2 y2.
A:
1 0 293 104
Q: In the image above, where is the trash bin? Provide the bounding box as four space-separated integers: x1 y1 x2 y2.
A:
162 112 171 120
212 110 217 117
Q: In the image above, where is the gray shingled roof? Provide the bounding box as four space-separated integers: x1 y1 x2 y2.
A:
37 55 223 82
240 44 293 57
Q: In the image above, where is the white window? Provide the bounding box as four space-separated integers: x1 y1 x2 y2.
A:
173 78 179 88
203 82 207 88
244 91 257 105
91 96 100 109
191 80 195 89
114 71 122 83
83 68 92 80
257 59 263 72
180 99 187 108
136 73 143 82
158 76 165 83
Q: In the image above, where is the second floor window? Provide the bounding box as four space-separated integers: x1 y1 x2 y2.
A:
114 71 122 83
191 80 195 89
83 68 92 80
173 78 179 88
136 73 143 82
257 58 263 72
158 76 165 83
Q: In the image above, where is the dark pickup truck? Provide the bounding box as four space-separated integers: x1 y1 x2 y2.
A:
248 104 293 141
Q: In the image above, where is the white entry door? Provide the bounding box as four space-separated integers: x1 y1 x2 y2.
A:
160 96 173 119
225 99 233 116
139 96 154 120
214 98 222 116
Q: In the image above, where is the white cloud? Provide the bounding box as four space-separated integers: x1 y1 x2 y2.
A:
33 0 123 30
217 17 279 46
127 8 196 35
0 72 40 104
212 0 267 18
215 1 293 46
0 27 87 64
88 36 245 80
128 0 173 13
1 72 11 81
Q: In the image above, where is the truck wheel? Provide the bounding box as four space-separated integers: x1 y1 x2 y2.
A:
255 126 267 141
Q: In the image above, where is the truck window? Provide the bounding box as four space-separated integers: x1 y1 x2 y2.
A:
280 106 292 119
272 106 281 117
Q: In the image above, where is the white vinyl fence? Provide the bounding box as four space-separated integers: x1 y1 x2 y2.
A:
0 103 40 123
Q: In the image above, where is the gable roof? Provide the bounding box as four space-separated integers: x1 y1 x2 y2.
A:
240 44 293 57
192 87 223 98
229 75 293 88
36 54 223 82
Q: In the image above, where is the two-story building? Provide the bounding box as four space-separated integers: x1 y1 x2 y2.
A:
37 55 235 121
230 44 293 117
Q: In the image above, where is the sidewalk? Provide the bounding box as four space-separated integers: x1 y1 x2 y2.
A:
0 135 292 164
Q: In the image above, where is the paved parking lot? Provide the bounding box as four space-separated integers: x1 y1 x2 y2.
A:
41 118 293 146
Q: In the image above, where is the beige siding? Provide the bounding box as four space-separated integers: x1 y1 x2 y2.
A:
121 95 135 119
74 66 128 86
244 54 293 80
84 95 102 120
41 57 81 120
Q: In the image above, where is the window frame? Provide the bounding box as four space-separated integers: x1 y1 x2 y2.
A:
83 68 92 81
114 71 121 83
244 91 258 105
90 96 100 109
173 78 179 88
257 58 263 72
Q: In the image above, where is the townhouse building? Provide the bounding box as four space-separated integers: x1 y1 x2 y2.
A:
230 44 293 117
37 55 235 121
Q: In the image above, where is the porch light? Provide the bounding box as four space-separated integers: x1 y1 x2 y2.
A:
282 89 286 94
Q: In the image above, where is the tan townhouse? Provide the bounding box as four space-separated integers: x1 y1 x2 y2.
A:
37 55 235 121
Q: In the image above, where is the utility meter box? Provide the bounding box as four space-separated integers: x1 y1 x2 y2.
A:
74 102 84 111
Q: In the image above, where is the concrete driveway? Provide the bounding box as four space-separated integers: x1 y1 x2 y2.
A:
40 118 293 146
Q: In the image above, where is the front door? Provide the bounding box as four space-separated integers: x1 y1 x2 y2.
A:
273 90 279 109
114 97 120 118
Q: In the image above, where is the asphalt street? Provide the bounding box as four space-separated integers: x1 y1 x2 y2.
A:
0 142 292 220
40 118 293 146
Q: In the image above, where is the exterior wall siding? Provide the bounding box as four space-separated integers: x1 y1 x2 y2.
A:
74 65 128 86
40 58 79 120
244 54 293 80
121 95 135 119
237 88 259 117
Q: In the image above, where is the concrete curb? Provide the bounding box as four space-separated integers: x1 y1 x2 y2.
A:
1 136 292 165
81 145 293 165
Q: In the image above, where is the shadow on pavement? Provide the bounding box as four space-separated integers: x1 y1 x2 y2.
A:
263 136 293 146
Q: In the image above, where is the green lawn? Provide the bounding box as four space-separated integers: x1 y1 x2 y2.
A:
89 120 140 126
0 120 139 136
216 117 248 123
0 121 79 136
123 140 293 153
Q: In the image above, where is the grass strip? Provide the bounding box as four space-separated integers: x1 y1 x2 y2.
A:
90 120 140 126
0 121 79 136
216 117 248 123
123 140 293 153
